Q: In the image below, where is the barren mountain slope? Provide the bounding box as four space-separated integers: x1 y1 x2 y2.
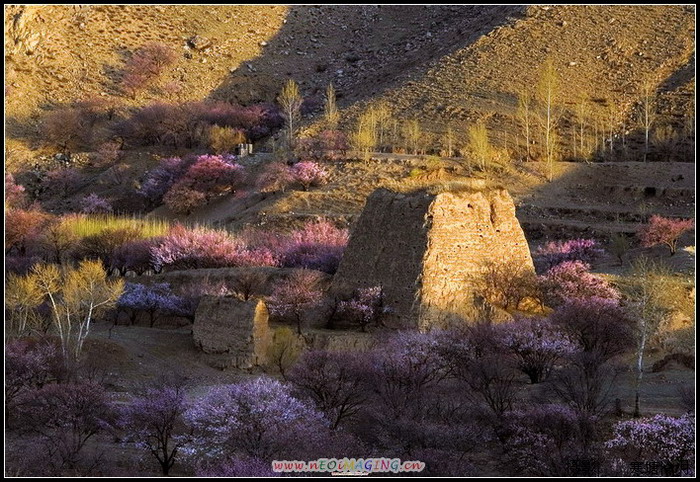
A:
6 5 693 139
345 5 695 135
4 5 522 123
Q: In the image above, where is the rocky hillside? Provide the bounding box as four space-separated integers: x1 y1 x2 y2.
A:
5 5 694 146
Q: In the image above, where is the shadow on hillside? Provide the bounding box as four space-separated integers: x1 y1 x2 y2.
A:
514 159 694 244
206 5 527 107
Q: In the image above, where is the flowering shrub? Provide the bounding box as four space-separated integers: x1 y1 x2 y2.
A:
291 161 329 191
549 297 635 364
280 220 349 274
112 238 161 275
184 377 328 461
150 225 277 271
116 101 282 148
151 225 237 270
163 155 245 214
42 103 104 151
121 42 176 97
535 238 604 271
139 156 196 205
5 173 27 207
638 215 694 255
296 130 349 160
498 318 576 383
163 183 207 215
539 261 620 307
268 270 324 334
256 162 295 193
80 194 113 214
605 414 694 471
5 208 50 256
338 286 384 331
318 130 349 159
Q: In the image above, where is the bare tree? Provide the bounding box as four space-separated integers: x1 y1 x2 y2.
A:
267 326 304 380
350 109 377 162
278 79 303 152
638 81 656 162
373 102 392 152
403 119 422 155
607 102 617 158
323 82 339 130
517 90 533 160
537 58 559 180
442 123 455 158
619 257 671 417
468 120 491 171
31 261 124 364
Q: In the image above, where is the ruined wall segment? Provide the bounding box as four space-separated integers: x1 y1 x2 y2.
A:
193 297 271 369
332 183 534 330
331 188 433 325
419 188 534 329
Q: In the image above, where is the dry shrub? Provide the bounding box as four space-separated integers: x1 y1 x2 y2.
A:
481 260 540 311
209 125 246 154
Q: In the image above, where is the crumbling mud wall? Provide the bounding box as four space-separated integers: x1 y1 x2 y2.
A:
331 184 534 330
193 297 271 369
419 188 534 329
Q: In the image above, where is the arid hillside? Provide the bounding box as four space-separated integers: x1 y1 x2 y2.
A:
5 5 695 148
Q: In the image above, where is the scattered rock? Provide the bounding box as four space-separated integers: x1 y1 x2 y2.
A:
259 40 268 47
187 34 212 50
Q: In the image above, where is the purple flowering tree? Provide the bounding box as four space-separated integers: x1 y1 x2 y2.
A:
117 283 185 327
638 215 694 255
539 260 620 307
184 377 329 462
13 382 113 470
535 238 605 271
436 325 518 416
605 414 694 473
112 238 161 275
337 286 384 332
281 219 349 274
498 318 576 384
549 297 635 365
121 384 189 476
5 173 27 207
267 270 324 334
80 193 113 214
5 340 64 412
291 161 329 191
503 404 590 476
288 350 370 429
371 332 449 417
